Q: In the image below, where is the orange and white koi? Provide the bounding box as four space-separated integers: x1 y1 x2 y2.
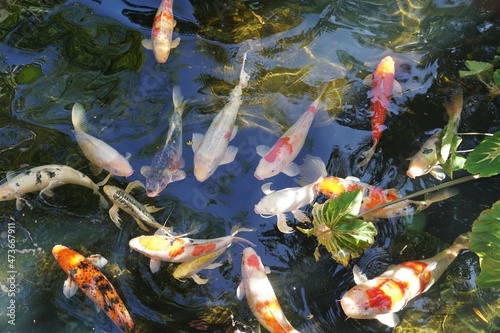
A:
0 164 108 210
340 234 469 327
129 226 255 273
191 53 249 182
237 247 300 333
407 88 463 180
52 245 135 333
142 0 180 64
140 86 187 197
72 103 133 186
254 85 327 180
358 56 401 167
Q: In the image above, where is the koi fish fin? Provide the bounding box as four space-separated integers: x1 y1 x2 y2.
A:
89 162 103 176
96 172 112 187
205 262 223 270
150 259 161 273
236 282 245 300
230 125 238 141
134 217 150 231
71 102 89 131
140 165 151 177
392 80 402 98
171 169 186 182
141 39 153 50
124 180 145 193
191 274 209 285
358 141 377 168
264 266 271 274
422 188 458 208
429 165 446 181
191 133 204 152
282 162 300 177
363 74 374 86
443 87 463 118
15 196 32 211
239 52 250 87
87 254 108 268
39 186 55 198
172 86 187 115
108 204 122 228
276 213 294 233
345 176 362 183
256 145 270 157
375 313 400 327
171 37 181 49
422 262 437 275
63 277 78 298
352 265 368 284
230 225 254 236
220 145 238 165
144 204 164 214
261 182 274 195
298 154 327 185
292 209 310 222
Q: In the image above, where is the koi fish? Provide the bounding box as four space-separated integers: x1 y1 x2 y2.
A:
129 225 255 273
192 52 249 182
358 56 401 167
52 245 135 333
237 247 300 333
340 234 469 327
142 0 180 64
0 164 108 210
140 86 187 197
72 103 133 186
103 180 165 231
254 84 327 180
407 88 463 180
172 247 226 284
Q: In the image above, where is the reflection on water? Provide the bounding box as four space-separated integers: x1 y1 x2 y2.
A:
0 0 499 332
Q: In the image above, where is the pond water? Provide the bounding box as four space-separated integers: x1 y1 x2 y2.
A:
0 0 499 332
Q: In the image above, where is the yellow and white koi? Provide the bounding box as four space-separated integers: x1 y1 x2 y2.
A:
72 103 133 186
340 234 469 327
103 181 165 231
191 53 249 182
142 0 180 64
52 245 135 333
237 247 300 333
172 247 226 284
0 164 108 210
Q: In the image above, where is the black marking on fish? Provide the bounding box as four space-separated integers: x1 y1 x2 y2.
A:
24 170 31 176
35 171 42 184
423 148 434 155
45 170 57 178
15 182 20 187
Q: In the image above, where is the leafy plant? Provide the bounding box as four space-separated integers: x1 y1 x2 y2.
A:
464 130 500 177
459 56 500 97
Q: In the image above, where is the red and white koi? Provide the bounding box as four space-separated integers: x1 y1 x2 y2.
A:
340 234 469 327
237 247 300 333
358 56 401 167
0 164 108 210
142 0 180 64
192 53 249 182
128 226 255 273
72 103 133 186
52 245 135 333
254 85 327 180
141 86 187 197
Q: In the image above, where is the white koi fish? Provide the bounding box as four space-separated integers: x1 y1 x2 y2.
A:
237 247 300 333
172 247 226 284
341 234 469 327
254 84 327 180
191 52 249 182
129 226 254 273
103 180 165 231
0 164 108 210
142 0 180 64
141 86 187 197
72 103 133 186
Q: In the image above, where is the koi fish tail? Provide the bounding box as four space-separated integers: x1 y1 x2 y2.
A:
358 140 378 167
172 85 187 116
443 87 463 118
423 187 459 204
71 102 89 131
239 52 250 88
230 225 254 236
452 233 470 248
298 154 328 185
232 236 256 248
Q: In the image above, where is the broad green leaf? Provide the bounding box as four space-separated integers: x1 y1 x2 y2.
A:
464 130 500 177
470 201 500 288
15 64 43 84
494 69 500 87
458 61 493 78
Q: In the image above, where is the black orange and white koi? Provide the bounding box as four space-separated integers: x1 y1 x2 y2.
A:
141 86 187 197
340 234 469 327
72 103 133 186
237 247 300 333
52 245 135 333
142 0 180 63
0 164 108 210
191 52 249 182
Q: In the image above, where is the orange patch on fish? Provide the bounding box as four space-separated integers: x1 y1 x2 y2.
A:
400 261 432 292
246 254 261 270
168 238 186 258
318 177 347 197
264 137 293 163
255 298 293 333
366 278 407 312
191 243 217 257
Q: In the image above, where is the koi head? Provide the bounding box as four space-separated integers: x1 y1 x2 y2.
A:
254 159 282 180
107 155 133 177
241 247 265 276
103 185 119 200
193 156 215 182
254 197 276 216
145 174 172 197
375 56 395 77
153 42 171 64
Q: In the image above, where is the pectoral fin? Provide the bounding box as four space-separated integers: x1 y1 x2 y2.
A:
140 165 151 177
124 180 144 193
87 254 108 268
236 282 245 300
205 262 223 270
282 162 300 177
191 274 209 285
256 145 270 157
89 163 103 176
375 312 400 327
144 204 164 214
134 217 150 231
171 37 181 49
150 259 161 273
191 133 204 152
230 126 238 141
63 277 78 298
352 265 368 284
292 209 309 222
172 169 186 182
261 182 274 195
142 39 153 49
220 145 238 165
393 80 403 98
430 165 446 181
276 213 294 233
108 204 122 228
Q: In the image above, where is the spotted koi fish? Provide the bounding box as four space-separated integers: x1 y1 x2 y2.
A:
0 164 108 210
142 0 180 63
237 247 300 333
72 103 133 186
52 245 135 333
340 234 469 327
192 52 249 182
358 56 401 167
254 84 327 180
128 226 255 273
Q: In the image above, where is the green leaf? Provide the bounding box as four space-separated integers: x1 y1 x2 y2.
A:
470 201 500 288
458 60 493 78
464 130 500 177
441 134 462 178
300 189 377 266
493 69 500 87
15 64 43 84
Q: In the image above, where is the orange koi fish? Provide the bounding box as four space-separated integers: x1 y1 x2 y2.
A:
358 56 401 167
341 234 469 327
237 247 300 333
129 226 255 273
52 245 135 333
142 0 180 63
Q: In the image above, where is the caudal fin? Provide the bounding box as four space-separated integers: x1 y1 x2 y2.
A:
298 154 327 185
172 86 187 115
239 52 250 87
71 102 89 131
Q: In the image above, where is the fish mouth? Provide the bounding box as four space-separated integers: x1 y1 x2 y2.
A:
253 172 263 180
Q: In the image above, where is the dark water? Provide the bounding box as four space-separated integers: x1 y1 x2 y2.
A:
0 0 499 332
